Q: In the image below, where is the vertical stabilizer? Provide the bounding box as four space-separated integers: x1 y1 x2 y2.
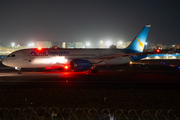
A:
125 25 151 53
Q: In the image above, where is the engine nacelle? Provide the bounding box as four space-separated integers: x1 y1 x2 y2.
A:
70 59 91 72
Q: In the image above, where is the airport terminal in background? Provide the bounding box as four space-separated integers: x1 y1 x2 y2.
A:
1 42 180 63
0 40 180 54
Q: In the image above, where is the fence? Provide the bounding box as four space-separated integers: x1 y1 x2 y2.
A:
0 108 179 120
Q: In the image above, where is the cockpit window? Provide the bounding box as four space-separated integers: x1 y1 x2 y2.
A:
7 54 15 57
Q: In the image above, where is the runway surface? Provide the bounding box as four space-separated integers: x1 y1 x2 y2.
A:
1 60 180 89
1 60 180 110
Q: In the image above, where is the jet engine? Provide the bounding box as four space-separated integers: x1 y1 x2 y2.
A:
70 59 91 71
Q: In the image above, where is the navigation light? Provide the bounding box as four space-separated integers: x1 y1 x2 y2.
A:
156 49 160 53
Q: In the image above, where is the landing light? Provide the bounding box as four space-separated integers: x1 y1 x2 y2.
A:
64 65 69 69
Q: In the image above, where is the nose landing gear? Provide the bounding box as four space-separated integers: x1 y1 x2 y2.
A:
15 67 22 74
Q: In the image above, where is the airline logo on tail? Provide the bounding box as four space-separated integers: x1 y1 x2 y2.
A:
136 38 143 51
125 25 151 53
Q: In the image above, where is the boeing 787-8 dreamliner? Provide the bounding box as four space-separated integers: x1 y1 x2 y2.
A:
3 25 151 74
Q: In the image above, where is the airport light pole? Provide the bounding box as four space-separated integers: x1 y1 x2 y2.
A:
105 41 112 48
86 42 91 48
11 43 15 51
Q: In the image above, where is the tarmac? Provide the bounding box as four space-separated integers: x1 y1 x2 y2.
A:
0 60 180 89
1 60 180 110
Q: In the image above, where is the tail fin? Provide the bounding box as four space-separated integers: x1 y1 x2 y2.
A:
125 25 151 53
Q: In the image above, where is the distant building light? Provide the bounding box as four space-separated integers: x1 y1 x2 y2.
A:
118 41 123 45
86 42 91 47
27 43 35 48
11 43 15 47
171 56 176 59
105 41 111 47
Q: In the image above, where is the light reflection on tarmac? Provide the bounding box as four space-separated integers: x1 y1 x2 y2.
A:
1 60 180 89
0 69 180 82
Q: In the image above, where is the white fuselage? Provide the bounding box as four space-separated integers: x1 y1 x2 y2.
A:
2 48 131 68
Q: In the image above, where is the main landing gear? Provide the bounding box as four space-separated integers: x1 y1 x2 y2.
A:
88 68 98 73
18 70 22 74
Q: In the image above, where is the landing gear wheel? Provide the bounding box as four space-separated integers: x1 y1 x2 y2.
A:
92 69 98 73
18 70 22 74
89 69 98 73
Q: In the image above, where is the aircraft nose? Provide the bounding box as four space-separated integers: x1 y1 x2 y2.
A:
2 59 8 66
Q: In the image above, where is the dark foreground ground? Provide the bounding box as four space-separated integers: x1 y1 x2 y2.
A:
0 60 180 115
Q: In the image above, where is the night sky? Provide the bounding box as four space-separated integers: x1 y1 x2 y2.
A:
0 0 180 46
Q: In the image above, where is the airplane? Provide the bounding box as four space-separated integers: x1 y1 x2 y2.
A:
2 25 151 74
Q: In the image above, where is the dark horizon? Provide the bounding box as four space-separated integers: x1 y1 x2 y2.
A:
0 0 180 46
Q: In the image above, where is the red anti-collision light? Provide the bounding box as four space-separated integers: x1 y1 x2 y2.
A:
37 47 42 50
156 49 160 53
